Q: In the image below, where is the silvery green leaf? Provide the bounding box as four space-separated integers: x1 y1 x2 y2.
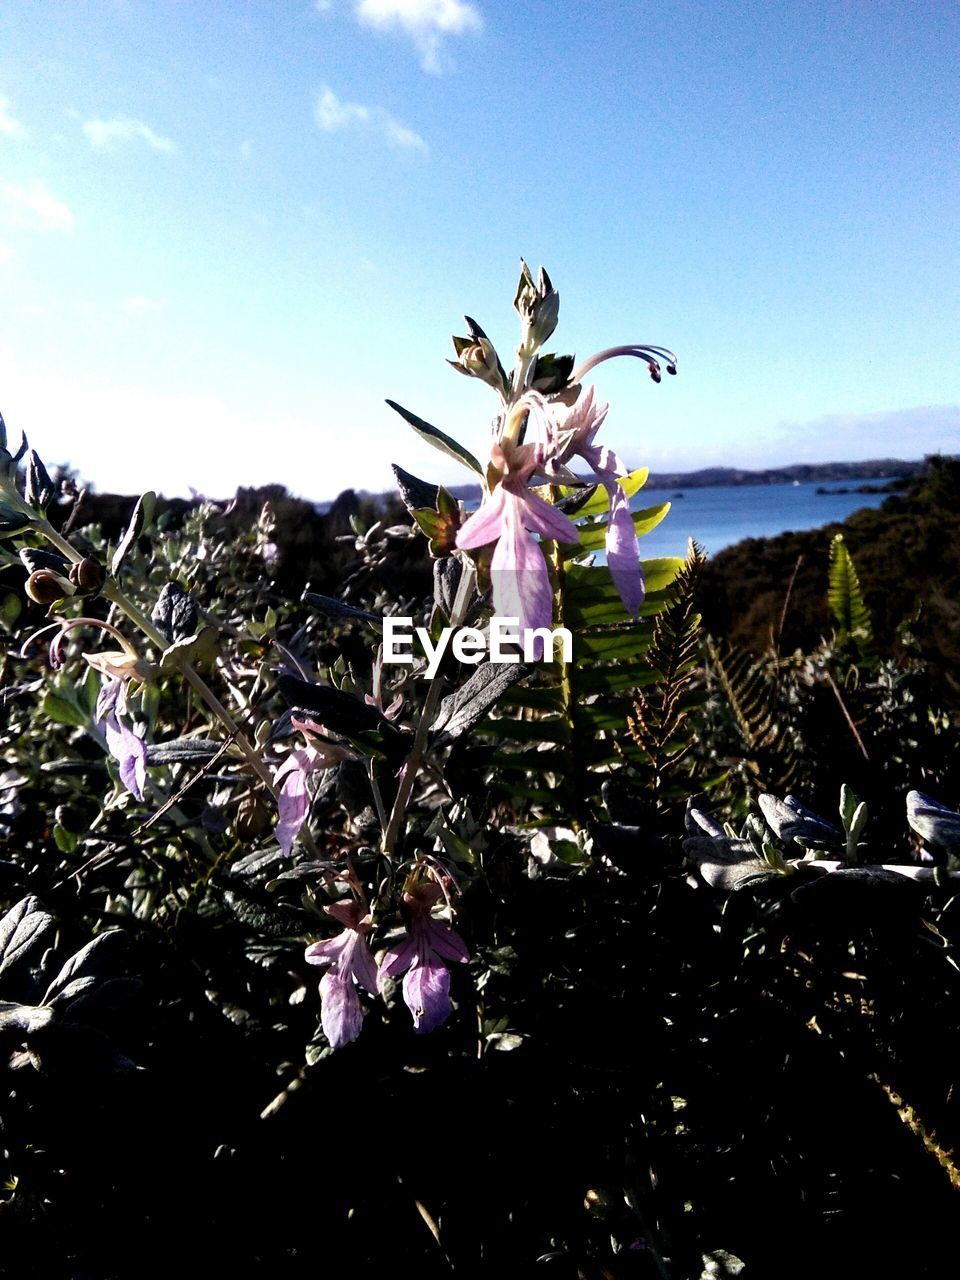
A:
849 801 868 841
41 929 127 1002
392 463 440 515
684 836 779 891
111 491 156 576
24 449 55 510
839 782 857 829
385 400 483 476
432 556 462 621
0 503 34 537
433 660 532 744
701 1249 746 1278
159 625 219 672
907 791 960 851
0 896 56 976
19 546 70 575
684 801 725 838
759 793 839 844
151 581 199 644
302 592 381 624
0 1001 54 1033
146 737 223 765
44 974 98 1010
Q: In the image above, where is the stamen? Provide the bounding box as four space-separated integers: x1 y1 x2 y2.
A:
571 344 679 386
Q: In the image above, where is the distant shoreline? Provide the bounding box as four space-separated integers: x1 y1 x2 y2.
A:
316 456 929 512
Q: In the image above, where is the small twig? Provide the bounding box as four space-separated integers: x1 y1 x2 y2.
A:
132 734 237 835
775 554 803 656
824 670 870 761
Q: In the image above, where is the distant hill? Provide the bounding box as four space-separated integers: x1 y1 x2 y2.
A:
697 455 960 701
642 458 924 489
348 458 926 511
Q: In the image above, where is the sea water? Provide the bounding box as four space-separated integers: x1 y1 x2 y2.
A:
631 480 896 562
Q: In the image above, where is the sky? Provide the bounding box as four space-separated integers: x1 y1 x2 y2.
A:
0 0 957 500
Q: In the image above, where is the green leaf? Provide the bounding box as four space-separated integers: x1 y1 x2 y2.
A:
42 686 91 729
53 824 78 853
0 503 34 537
574 501 671 553
385 400 483 475
641 556 685 594
828 534 874 655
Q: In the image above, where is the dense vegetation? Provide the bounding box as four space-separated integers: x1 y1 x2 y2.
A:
1 273 958 1279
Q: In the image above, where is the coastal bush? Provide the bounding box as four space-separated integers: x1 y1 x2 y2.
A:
0 269 958 1278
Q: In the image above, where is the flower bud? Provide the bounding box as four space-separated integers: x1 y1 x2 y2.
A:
235 795 272 841
448 332 503 391
514 260 559 348
25 569 76 605
68 556 106 594
82 648 154 684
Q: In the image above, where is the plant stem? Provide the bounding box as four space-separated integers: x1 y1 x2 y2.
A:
381 558 476 855
29 509 277 797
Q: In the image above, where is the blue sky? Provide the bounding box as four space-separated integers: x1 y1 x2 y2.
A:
0 0 957 499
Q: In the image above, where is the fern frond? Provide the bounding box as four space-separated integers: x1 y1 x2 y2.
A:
625 540 707 804
828 534 874 660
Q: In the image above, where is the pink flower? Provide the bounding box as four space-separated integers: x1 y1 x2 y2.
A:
95 676 147 802
379 882 469 1034
274 747 320 856
273 721 354 856
554 385 645 617
455 439 578 656
304 899 379 1050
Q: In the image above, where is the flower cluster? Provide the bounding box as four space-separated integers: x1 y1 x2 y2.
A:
304 869 468 1050
448 262 677 649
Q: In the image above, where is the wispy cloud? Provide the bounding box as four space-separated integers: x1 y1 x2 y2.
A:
82 115 175 153
0 182 74 234
315 86 427 153
327 0 483 73
771 405 960 462
0 94 27 139
0 242 12 265
315 87 370 132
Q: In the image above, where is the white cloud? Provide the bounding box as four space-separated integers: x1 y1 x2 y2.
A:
383 116 429 153
82 116 175 153
314 86 427 153
0 242 12 265
0 94 26 139
771 405 960 463
354 0 482 73
0 182 74 234
315 87 370 132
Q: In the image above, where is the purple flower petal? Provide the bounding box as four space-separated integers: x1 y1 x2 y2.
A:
519 489 579 544
425 919 470 965
347 933 381 996
274 749 316 856
402 959 451 1034
491 497 554 657
102 714 147 802
319 971 364 1049
456 485 506 550
304 933 351 967
96 676 123 724
378 936 417 987
605 485 644 617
